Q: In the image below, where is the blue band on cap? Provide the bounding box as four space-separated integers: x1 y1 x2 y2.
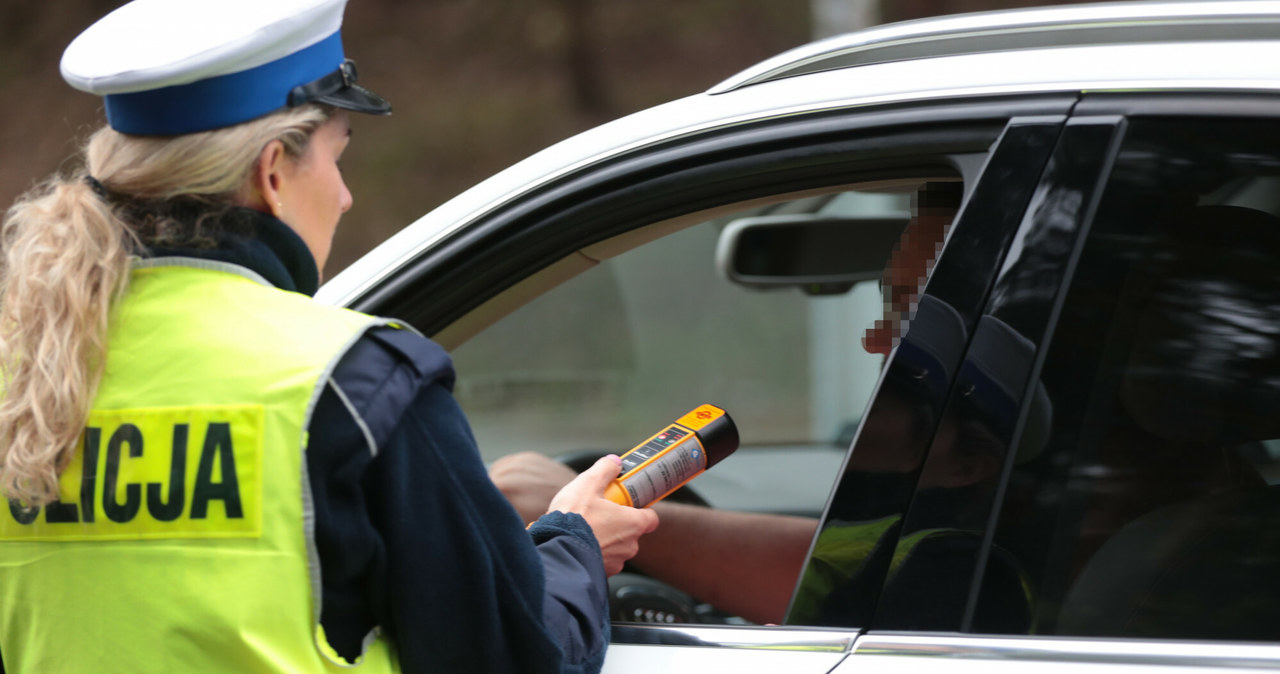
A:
957 359 1018 437
895 336 952 408
104 31 344 135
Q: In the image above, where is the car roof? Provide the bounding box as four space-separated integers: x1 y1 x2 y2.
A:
319 0 1280 307
713 0 1280 92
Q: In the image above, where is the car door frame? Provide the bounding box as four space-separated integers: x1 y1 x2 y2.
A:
345 93 1077 338
840 92 1280 673
344 92 1083 670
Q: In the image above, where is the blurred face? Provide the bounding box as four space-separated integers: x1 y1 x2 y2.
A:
862 198 955 356
276 112 353 273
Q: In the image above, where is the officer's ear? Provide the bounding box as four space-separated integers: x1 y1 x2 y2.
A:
248 139 289 220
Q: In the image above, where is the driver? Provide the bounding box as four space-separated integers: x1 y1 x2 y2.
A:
491 299 1044 626
489 182 983 625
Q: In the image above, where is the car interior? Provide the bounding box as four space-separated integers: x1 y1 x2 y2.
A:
445 179 948 476
412 116 1280 640
435 176 966 624
984 118 1280 643
1042 202 1280 640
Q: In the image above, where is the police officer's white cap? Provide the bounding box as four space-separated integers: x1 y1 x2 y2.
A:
61 0 391 136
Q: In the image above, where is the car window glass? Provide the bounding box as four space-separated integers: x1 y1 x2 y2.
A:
785 183 968 626
977 117 1280 642
784 119 1066 630
451 185 920 515
854 120 1123 634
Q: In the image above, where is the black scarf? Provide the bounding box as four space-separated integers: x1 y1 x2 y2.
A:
143 206 320 296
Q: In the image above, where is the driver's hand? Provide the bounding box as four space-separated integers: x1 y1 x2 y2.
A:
547 455 660 576
490 451 577 523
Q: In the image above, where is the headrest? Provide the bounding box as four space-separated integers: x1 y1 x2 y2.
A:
1121 205 1280 445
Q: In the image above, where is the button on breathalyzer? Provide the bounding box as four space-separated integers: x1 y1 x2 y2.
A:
604 404 739 508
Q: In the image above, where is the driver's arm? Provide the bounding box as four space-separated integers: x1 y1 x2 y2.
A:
630 502 815 625
491 452 817 625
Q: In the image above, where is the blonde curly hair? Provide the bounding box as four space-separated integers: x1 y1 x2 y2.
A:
0 104 332 507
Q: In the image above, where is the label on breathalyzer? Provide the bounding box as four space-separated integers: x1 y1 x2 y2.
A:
618 432 707 508
619 425 688 475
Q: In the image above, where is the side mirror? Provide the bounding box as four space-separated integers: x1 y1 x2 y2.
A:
715 214 909 295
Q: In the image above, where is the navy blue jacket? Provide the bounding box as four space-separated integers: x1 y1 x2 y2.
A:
146 210 609 673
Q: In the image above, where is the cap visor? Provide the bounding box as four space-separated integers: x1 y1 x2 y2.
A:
316 84 391 115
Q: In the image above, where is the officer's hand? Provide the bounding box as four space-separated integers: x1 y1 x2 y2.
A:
547 455 660 576
490 451 576 524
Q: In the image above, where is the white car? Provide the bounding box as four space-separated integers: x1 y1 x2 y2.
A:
320 1 1280 671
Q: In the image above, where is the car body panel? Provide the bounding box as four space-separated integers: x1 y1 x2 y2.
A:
350 102 1061 338
320 34 1280 309
605 626 853 673
602 645 844 674
317 2 1280 671
841 634 1280 673
713 0 1280 90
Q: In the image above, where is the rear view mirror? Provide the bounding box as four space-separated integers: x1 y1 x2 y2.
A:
716 214 909 295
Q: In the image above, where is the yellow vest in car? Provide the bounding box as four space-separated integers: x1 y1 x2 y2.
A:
0 261 399 673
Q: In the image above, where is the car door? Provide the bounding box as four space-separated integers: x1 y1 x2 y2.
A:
337 94 1076 672
831 95 1280 672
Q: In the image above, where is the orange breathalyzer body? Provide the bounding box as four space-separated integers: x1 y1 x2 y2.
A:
603 404 739 508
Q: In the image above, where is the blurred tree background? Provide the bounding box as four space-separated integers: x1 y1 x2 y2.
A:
0 0 1091 278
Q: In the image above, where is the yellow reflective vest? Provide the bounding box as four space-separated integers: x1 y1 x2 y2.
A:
0 260 399 673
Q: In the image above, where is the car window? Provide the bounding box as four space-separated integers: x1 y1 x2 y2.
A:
783 119 1066 630
450 185 919 514
976 117 1280 641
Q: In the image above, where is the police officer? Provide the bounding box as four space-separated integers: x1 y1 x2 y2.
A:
0 1 657 672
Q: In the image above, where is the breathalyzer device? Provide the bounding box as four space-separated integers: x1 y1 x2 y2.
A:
604 404 739 508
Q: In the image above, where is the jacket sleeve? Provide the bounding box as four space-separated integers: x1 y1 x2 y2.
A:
306 327 611 674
